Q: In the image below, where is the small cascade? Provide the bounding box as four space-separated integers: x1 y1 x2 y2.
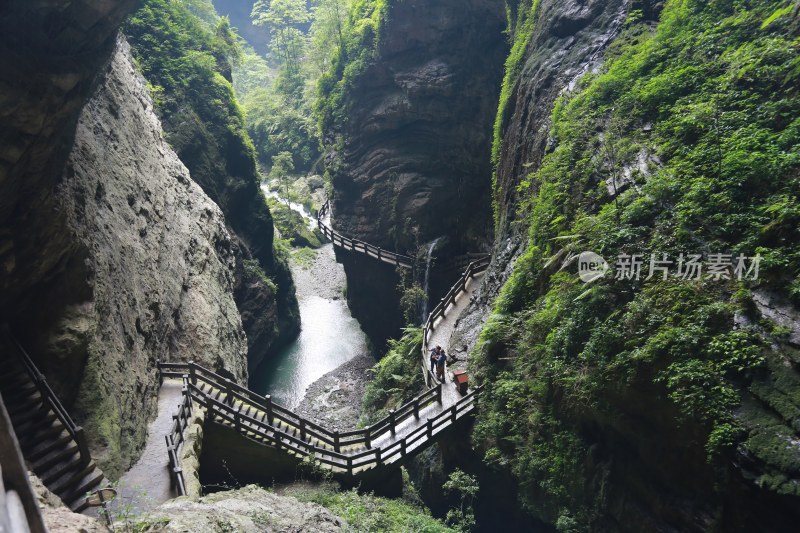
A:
421 237 441 323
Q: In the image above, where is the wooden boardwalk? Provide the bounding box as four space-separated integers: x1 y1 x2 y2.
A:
317 200 414 268
155 203 492 495
159 257 490 495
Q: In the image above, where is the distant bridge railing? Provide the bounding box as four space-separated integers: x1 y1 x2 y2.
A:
422 256 491 385
317 200 414 268
158 361 481 478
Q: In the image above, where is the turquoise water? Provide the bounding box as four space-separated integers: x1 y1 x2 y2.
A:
252 296 368 408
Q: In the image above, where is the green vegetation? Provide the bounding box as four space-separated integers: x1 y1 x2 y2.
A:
443 469 479 532
267 197 323 248
287 483 456 532
316 0 389 134
362 328 425 423
475 0 800 527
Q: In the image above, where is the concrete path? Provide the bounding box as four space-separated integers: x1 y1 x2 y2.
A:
111 379 183 516
424 272 485 407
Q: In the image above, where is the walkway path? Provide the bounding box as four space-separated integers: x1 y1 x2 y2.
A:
424 271 486 405
112 379 183 515
318 201 413 268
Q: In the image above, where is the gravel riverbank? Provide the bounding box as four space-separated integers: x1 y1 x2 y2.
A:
295 352 375 430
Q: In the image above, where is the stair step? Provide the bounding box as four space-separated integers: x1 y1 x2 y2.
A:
28 434 73 462
47 462 96 499
16 412 58 436
0 368 28 386
4 388 42 410
20 421 67 449
31 442 80 473
0 379 36 397
8 404 48 426
39 453 83 485
64 472 106 513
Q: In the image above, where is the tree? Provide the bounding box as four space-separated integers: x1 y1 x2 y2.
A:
271 151 296 207
443 469 479 532
251 0 310 76
307 0 352 76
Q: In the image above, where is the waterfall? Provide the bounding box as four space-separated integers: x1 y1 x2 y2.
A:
421 238 440 323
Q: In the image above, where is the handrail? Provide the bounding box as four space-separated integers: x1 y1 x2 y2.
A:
1 326 93 469
317 199 414 268
164 375 191 496
158 360 482 476
421 256 490 385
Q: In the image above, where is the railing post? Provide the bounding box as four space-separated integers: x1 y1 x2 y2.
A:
400 439 407 457
451 405 457 424
437 382 443 404
300 419 307 441
347 455 353 474
427 418 433 438
375 447 382 465
389 409 396 436
189 361 196 385
377 248 382 261
365 427 371 448
182 375 192 410
266 394 274 425
74 427 92 468
413 398 420 419
334 430 340 453
225 378 234 406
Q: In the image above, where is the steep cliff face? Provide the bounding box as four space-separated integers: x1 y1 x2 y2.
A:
472 0 800 530
492 0 633 236
124 0 300 372
327 0 506 252
321 0 507 346
0 0 138 330
49 37 249 478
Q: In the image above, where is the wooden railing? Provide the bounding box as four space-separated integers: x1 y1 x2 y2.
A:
317 200 414 268
2 326 93 470
158 365 192 497
421 256 491 385
158 361 481 476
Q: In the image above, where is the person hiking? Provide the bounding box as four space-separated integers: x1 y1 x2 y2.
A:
435 350 446 382
430 345 441 373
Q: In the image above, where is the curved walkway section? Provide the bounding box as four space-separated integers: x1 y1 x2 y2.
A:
153 257 491 496
158 362 479 493
317 200 414 268
112 379 183 514
422 258 490 396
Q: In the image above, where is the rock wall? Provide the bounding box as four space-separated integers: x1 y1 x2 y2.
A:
44 37 248 478
0 0 138 331
123 0 300 372
325 0 507 346
471 0 800 530
493 0 633 238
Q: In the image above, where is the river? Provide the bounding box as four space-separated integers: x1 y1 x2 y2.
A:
252 185 369 408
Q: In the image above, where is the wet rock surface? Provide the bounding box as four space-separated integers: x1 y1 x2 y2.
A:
493 0 633 234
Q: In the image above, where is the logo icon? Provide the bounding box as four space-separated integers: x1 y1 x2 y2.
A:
577 251 609 283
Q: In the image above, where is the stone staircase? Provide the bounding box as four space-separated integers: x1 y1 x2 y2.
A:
0 330 106 513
